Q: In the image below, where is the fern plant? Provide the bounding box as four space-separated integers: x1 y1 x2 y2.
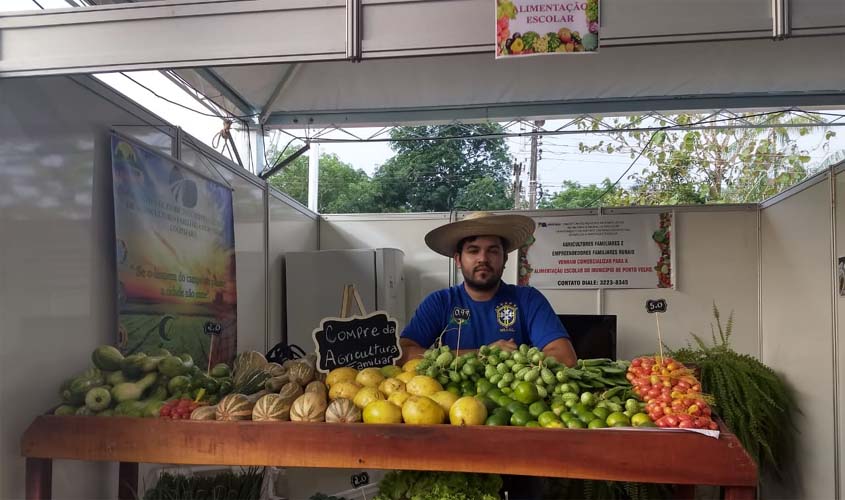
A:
668 305 797 477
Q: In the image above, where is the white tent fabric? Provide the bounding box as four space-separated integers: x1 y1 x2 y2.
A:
175 36 845 128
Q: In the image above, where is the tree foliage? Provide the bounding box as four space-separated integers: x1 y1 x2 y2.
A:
372 124 514 212
267 151 379 213
575 112 834 205
539 179 628 209
268 124 515 213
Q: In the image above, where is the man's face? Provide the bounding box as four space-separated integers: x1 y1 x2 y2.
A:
455 235 506 291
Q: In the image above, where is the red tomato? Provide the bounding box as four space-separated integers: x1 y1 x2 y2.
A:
632 358 643 367
709 421 719 430
665 415 679 427
678 420 694 429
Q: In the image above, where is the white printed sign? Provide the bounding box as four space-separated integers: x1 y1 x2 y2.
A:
517 213 673 289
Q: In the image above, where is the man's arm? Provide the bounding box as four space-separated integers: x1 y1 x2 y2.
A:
543 338 578 367
398 338 427 366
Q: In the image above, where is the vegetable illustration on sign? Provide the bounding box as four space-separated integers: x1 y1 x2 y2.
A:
496 0 599 58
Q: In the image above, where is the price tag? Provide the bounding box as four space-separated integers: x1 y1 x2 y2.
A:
645 299 667 314
203 320 223 336
351 472 369 488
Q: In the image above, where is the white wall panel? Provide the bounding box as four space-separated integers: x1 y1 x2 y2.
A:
0 75 174 499
790 0 845 36
542 210 760 360
761 180 835 500
268 190 319 346
319 214 452 321
835 169 845 497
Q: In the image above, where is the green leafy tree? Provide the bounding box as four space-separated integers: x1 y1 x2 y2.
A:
539 179 629 209
372 124 514 212
576 113 834 205
267 150 381 213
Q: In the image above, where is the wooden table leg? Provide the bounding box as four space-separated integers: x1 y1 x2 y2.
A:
724 486 756 500
673 484 695 500
25 458 52 500
118 462 139 500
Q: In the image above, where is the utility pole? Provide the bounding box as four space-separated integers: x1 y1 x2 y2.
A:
308 141 319 212
528 120 544 209
513 161 523 208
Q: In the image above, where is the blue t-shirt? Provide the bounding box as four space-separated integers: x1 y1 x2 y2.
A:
401 282 568 351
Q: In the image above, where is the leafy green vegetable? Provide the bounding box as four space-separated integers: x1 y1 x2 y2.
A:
143 467 264 500
374 471 502 500
668 304 798 478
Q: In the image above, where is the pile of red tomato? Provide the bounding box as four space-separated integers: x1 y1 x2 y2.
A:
627 356 719 430
159 398 202 419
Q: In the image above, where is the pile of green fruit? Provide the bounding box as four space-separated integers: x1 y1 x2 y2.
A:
415 344 653 429
53 345 233 418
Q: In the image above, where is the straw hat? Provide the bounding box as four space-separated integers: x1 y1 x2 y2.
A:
424 212 536 257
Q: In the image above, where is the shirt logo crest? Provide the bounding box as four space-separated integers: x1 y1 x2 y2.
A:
496 302 517 329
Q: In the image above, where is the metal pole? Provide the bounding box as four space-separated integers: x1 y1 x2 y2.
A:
528 121 542 209
513 161 522 208
308 141 320 212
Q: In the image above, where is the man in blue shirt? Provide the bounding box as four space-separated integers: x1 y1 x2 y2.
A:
400 212 577 367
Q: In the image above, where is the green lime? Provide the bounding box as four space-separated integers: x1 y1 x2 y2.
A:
493 405 511 415
537 411 561 427
525 421 542 428
605 411 631 427
588 419 608 429
510 409 532 427
501 387 513 396
506 401 528 415
559 412 577 424
528 401 550 418
513 381 540 405
580 392 597 407
543 420 564 429
485 413 510 426
566 419 586 429
591 407 610 421
478 396 498 413
486 388 503 401
498 396 516 408
476 379 494 395
576 411 595 425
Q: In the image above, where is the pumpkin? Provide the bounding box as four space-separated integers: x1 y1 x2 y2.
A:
290 392 327 422
325 398 362 423
252 393 292 421
288 361 315 386
190 405 217 421
233 351 270 394
305 380 328 398
265 374 291 393
266 362 287 378
216 393 254 421
278 382 304 403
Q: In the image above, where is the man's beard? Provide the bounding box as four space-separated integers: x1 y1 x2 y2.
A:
461 264 503 291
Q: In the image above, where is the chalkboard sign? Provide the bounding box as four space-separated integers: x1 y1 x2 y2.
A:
312 311 402 373
645 299 668 314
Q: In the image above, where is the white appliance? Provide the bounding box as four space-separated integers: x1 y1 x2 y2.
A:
284 248 406 350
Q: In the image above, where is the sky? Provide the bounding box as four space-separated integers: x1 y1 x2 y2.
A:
7 0 845 199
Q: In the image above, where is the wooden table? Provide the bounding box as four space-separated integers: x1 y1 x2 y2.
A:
21 415 757 499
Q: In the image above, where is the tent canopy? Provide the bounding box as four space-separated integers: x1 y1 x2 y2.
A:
2 0 844 128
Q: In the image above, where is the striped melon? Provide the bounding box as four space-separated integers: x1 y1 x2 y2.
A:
190 406 217 421
325 398 362 423
305 380 328 399
278 382 303 403
216 393 254 421
252 393 292 421
290 392 327 422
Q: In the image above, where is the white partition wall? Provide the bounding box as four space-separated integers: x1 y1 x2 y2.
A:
0 74 312 498
320 213 453 322
268 189 319 346
761 177 837 499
